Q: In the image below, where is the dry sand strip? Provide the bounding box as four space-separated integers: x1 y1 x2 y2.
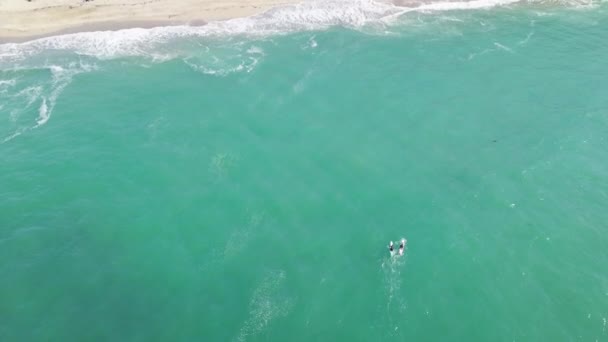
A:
0 0 300 41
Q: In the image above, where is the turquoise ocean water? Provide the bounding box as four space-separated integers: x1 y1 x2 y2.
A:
1 0 608 340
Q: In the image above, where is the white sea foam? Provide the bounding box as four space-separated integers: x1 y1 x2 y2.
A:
0 0 531 63
465 40 516 61
246 46 265 55
0 79 16 98
381 0 521 23
302 35 319 49
235 270 293 342
518 30 535 45
15 86 43 109
2 128 25 143
1 61 96 143
178 40 266 76
223 211 265 260
494 42 514 53
380 243 408 336
33 62 96 128
0 79 16 88
310 37 319 48
36 98 49 126
415 0 520 10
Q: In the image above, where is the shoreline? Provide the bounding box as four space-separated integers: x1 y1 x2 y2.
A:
0 0 300 43
0 0 556 44
0 19 208 44
0 19 210 44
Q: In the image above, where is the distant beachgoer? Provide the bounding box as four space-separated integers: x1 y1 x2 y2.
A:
388 241 394 252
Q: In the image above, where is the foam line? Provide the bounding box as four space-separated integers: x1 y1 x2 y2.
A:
0 0 526 62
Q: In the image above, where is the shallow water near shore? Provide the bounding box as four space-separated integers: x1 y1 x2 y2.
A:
1 1 608 341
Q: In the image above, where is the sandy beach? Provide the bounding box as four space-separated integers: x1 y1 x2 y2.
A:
0 0 301 41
